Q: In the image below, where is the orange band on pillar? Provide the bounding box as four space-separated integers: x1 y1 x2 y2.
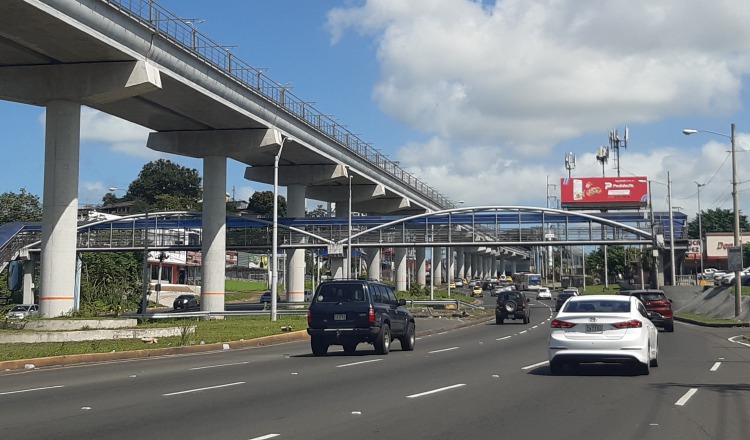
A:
39 297 75 301
287 291 304 295
202 292 225 296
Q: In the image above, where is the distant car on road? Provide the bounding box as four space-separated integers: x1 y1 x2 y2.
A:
173 294 199 310
536 287 552 300
555 291 578 312
6 304 40 320
619 289 674 332
471 285 483 297
260 291 282 304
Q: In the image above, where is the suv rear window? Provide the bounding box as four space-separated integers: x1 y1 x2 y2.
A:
637 292 667 301
316 283 367 303
500 292 522 302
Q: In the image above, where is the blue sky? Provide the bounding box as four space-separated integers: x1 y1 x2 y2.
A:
2 0 750 219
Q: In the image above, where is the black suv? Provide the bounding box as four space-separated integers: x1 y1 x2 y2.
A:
307 280 416 356
496 291 530 324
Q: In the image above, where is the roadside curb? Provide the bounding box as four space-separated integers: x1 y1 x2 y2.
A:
674 316 750 328
0 316 492 372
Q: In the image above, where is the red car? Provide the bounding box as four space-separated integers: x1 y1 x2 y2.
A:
620 289 674 332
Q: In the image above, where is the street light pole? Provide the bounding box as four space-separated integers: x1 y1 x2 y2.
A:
272 131 292 322
695 181 705 275
683 124 742 317
667 171 676 286
347 171 353 279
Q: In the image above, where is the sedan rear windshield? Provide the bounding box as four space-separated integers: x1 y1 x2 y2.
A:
564 300 631 313
316 284 366 303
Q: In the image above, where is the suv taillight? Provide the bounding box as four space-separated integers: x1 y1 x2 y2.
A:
611 320 642 329
307 310 312 325
551 319 575 328
368 306 376 324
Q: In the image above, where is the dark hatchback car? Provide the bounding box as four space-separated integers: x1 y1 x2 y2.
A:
307 280 416 356
260 291 282 304
496 291 530 324
555 292 577 312
620 289 674 332
173 294 198 310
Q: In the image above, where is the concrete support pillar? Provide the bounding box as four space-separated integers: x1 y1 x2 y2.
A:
286 184 306 302
456 248 465 279
367 248 381 281
201 155 227 313
471 254 478 279
447 248 454 282
395 247 407 291
434 248 443 285
39 100 80 317
511 260 518 274
416 247 426 286
500 259 507 277
485 257 492 278
330 258 344 280
23 257 35 304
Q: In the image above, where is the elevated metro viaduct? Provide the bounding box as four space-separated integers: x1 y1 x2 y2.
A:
3 206 687 309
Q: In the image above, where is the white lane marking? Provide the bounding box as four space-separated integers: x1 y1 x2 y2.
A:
249 434 280 440
519 330 528 334
336 359 383 368
0 385 64 396
710 362 721 372
496 336 511 341
531 325 539 329
163 381 245 396
729 335 750 348
428 347 459 354
675 388 698 406
522 360 549 370
406 383 466 398
190 361 250 370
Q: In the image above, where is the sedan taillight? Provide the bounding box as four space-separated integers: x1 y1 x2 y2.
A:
611 319 643 329
551 319 575 328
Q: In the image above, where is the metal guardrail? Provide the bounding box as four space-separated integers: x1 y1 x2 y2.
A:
103 0 454 209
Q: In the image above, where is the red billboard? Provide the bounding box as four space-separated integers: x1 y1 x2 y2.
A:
560 176 648 209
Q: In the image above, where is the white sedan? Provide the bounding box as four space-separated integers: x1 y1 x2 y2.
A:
548 295 658 375
536 287 552 300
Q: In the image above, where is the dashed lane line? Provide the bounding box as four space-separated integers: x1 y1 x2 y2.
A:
675 388 698 406
406 383 466 399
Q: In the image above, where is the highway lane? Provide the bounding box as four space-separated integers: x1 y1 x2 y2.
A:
0 299 748 439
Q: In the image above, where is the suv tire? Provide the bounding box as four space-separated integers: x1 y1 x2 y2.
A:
496 316 504 325
311 336 328 357
665 320 674 332
375 323 391 355
400 322 416 351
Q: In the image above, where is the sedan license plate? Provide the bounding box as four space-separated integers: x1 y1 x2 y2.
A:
585 324 603 333
334 313 346 321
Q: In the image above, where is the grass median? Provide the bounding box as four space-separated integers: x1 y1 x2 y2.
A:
0 315 308 363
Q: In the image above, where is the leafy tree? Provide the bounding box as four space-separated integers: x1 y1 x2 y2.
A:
307 204 329 217
127 159 201 211
0 188 42 224
101 192 118 206
78 252 142 317
585 246 647 283
248 191 286 217
687 208 749 238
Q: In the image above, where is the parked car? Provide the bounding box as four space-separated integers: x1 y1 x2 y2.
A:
555 291 577 312
304 289 314 302
495 291 530 324
6 304 40 320
306 280 415 356
260 291 282 304
172 294 199 310
619 289 674 332
548 295 659 375
536 287 552 300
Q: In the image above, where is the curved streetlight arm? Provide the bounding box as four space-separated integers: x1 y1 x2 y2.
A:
683 128 730 139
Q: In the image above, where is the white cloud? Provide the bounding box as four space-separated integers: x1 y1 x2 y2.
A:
80 107 156 158
328 0 750 215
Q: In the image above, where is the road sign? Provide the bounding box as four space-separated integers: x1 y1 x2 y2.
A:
327 244 344 257
727 246 743 271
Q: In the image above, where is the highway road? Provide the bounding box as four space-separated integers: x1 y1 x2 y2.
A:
1 298 749 439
